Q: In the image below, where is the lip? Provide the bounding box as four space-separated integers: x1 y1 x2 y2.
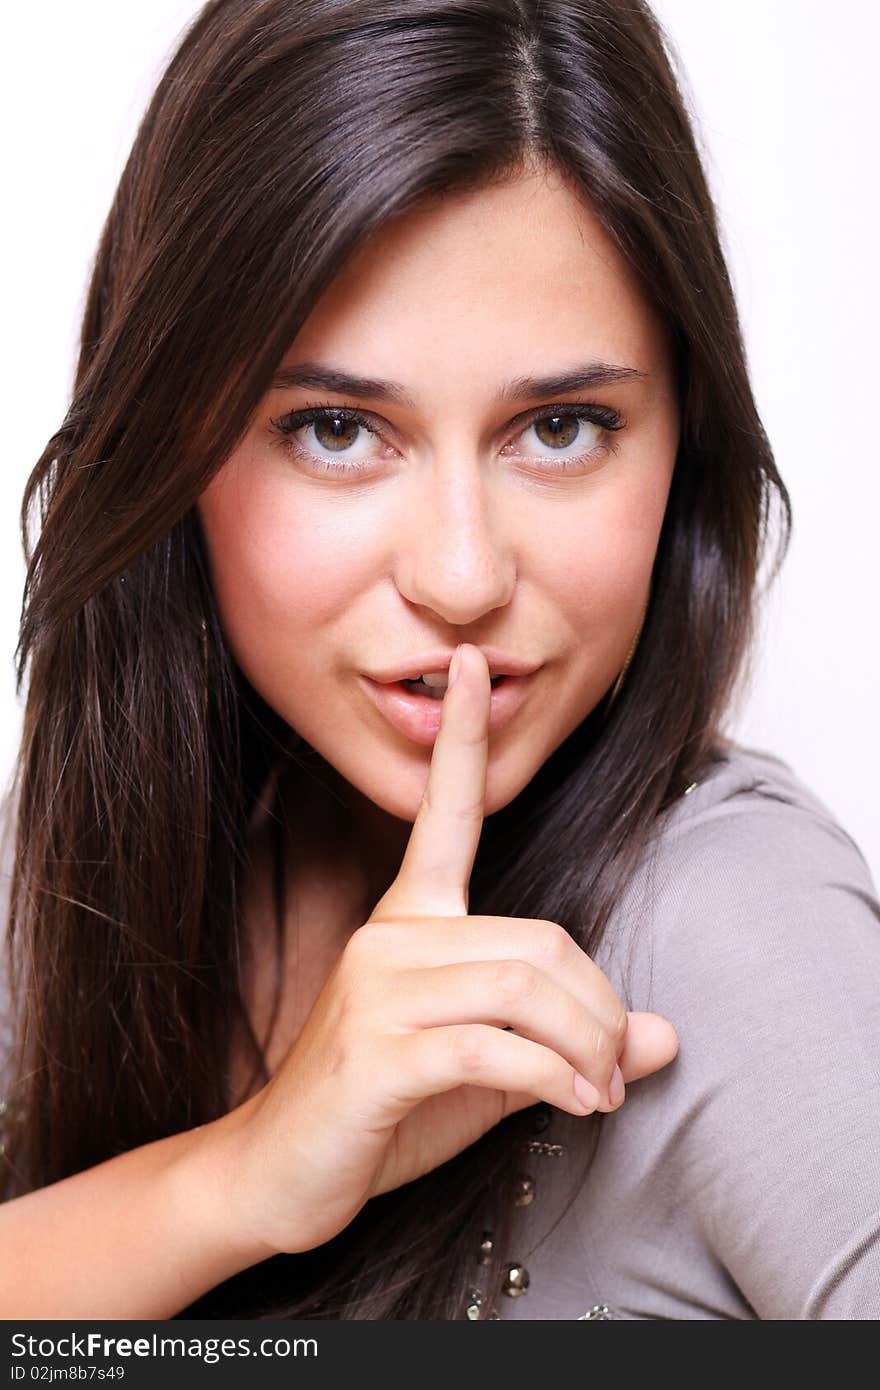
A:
368 648 541 684
359 672 536 747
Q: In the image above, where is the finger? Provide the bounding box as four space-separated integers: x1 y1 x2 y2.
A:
373 642 490 920
617 1012 680 1082
386 958 625 1109
386 1023 601 1119
361 915 629 1054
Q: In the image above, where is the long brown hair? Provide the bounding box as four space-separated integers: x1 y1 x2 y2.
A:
1 0 790 1318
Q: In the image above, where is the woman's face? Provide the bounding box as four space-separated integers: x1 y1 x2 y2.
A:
197 163 679 831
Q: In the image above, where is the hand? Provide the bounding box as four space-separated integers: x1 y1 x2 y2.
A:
223 643 679 1257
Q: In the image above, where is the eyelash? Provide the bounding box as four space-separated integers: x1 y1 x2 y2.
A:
268 398 625 476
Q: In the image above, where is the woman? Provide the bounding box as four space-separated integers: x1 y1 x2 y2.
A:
1 0 877 1320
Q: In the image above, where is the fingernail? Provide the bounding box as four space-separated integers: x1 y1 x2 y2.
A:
573 1072 601 1112
609 1064 625 1107
448 645 464 688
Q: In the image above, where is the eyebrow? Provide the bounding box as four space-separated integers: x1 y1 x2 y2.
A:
269 359 648 407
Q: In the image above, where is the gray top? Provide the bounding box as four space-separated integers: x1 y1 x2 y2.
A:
1 742 878 1319
486 742 880 1320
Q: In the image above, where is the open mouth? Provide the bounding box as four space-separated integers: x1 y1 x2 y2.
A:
360 670 534 746
398 674 507 700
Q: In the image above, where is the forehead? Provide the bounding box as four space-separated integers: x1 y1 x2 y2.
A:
286 164 672 398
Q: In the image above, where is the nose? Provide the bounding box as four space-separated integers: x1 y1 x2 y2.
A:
392 456 516 624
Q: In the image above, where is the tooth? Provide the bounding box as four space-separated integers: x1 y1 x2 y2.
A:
420 672 450 688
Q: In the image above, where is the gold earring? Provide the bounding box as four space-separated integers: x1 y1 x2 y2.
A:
606 598 649 711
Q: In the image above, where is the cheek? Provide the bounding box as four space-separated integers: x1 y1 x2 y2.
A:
196 451 376 671
537 472 670 639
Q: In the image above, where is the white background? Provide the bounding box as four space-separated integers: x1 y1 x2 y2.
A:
2 2 878 877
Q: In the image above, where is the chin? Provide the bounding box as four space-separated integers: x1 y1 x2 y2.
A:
363 751 535 825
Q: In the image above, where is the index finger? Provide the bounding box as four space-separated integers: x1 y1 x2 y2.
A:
372 642 490 921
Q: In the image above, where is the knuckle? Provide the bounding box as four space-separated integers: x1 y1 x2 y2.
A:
417 784 482 835
418 783 438 817
540 1052 566 1094
586 1023 616 1074
534 918 570 969
450 797 486 826
346 919 391 960
343 923 372 964
608 1005 628 1049
420 784 481 824
494 958 537 1009
451 1026 488 1077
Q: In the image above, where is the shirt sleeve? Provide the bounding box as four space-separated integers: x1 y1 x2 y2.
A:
617 790 880 1318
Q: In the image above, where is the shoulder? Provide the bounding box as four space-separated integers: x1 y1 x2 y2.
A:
585 742 880 1318
652 737 874 894
600 739 879 1011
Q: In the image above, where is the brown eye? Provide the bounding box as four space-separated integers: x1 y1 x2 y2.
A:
510 402 624 472
270 404 382 475
532 413 585 450
311 414 362 452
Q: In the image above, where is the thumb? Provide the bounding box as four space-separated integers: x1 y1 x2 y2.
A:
618 1011 680 1083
